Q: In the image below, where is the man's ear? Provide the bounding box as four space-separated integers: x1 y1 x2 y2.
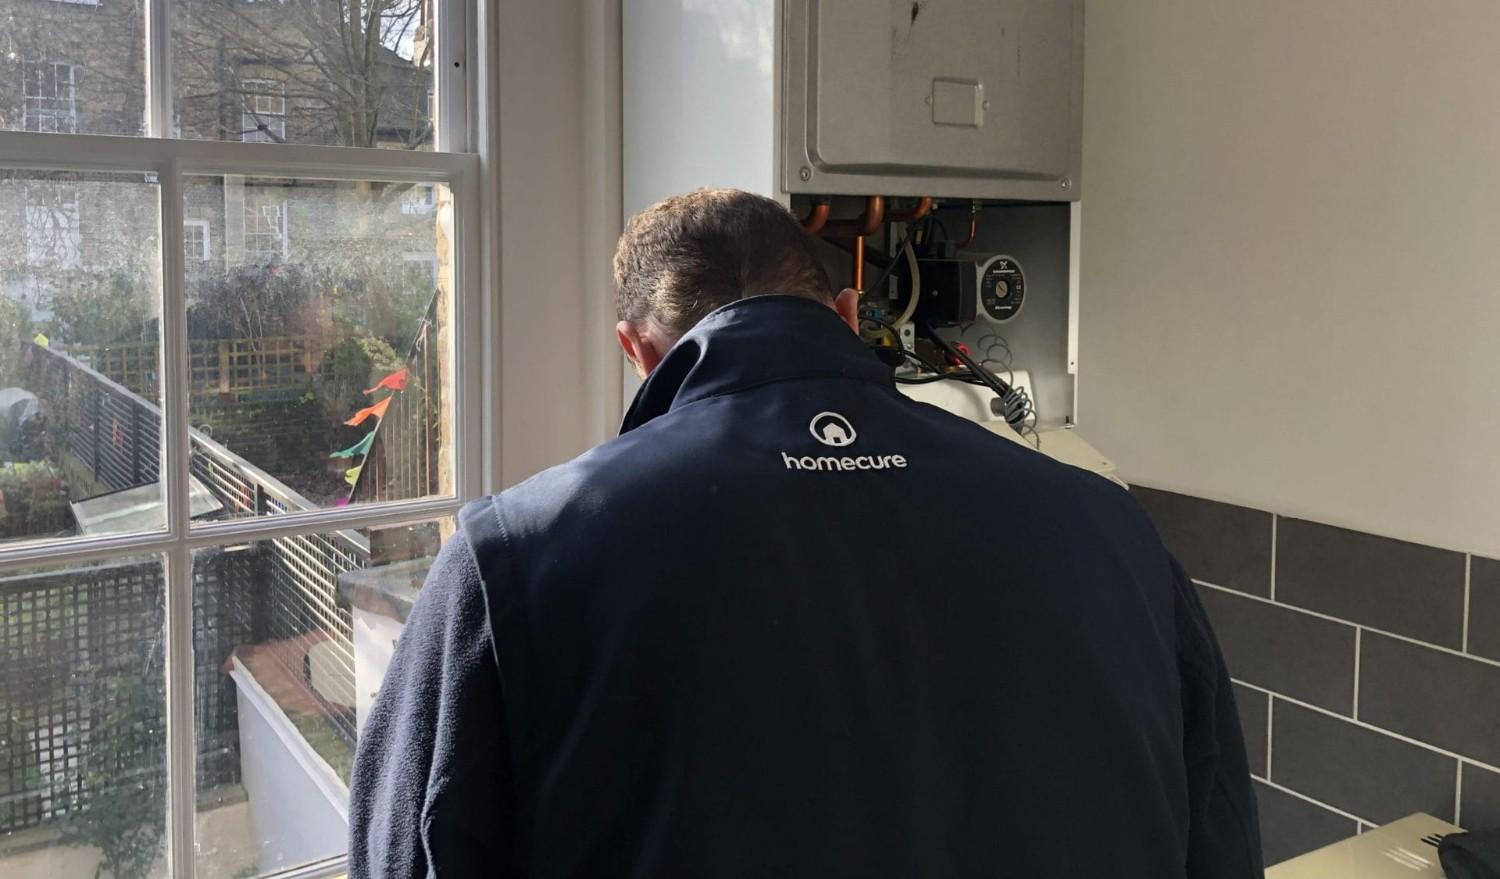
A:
832 288 860 334
617 320 667 378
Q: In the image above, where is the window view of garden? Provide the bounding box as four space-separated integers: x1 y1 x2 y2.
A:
0 1 452 877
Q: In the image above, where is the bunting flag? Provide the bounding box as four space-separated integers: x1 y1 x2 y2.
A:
344 465 363 487
330 431 376 459
363 368 410 395
344 396 392 427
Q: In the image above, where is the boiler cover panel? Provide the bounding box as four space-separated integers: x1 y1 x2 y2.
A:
786 0 1083 200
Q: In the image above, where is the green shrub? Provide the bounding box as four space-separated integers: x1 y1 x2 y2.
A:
0 461 69 540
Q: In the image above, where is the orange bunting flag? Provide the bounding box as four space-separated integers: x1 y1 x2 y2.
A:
344 396 392 427
363 368 410 395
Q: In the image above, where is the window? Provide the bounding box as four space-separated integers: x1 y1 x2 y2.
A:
242 193 288 259
23 182 82 267
175 0 437 148
183 219 210 261
0 2 481 877
400 182 435 215
239 77 286 144
22 61 77 134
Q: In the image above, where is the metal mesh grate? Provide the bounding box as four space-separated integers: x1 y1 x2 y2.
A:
0 345 378 833
0 561 164 832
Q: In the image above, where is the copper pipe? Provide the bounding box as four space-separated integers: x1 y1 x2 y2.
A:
957 202 980 249
823 237 893 268
800 199 831 234
886 196 933 224
820 195 885 238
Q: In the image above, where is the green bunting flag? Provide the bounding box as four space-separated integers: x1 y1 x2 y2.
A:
330 431 376 459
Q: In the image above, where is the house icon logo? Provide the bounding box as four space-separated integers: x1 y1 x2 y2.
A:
809 412 857 447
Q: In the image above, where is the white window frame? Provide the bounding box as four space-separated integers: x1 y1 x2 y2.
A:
240 77 287 144
183 217 210 260
21 60 78 134
0 0 488 876
243 191 289 259
401 182 435 214
22 181 82 268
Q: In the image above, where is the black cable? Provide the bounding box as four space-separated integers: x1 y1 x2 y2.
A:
862 228 916 298
861 312 979 385
918 322 1032 429
920 215 951 247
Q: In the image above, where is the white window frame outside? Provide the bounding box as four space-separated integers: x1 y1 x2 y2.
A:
401 182 435 214
0 0 487 876
21 60 78 134
23 181 82 268
243 191 289 259
183 217 210 261
240 77 287 143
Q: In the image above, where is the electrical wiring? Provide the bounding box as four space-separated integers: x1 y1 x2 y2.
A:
919 323 1033 430
860 225 916 298
860 312 973 385
918 215 951 251
893 241 921 326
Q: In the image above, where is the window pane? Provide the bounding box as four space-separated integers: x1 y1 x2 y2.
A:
184 176 453 519
0 171 163 544
173 0 434 148
0 1 146 137
0 555 167 879
192 519 450 877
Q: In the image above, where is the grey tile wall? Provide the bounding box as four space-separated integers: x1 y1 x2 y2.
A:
1359 633 1500 768
1135 486 1500 866
1253 780 1358 867
1470 556 1500 661
1276 518 1467 649
1234 682 1268 778
1464 765 1500 831
1134 486 1272 596
1269 700 1456 825
1196 586 1355 713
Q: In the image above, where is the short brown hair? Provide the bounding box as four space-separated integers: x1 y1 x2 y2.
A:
613 188 833 338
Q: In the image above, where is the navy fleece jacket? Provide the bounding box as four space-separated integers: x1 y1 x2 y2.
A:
349 294 1262 878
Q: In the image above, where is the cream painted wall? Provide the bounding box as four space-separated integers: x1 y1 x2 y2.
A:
493 1 623 487
1078 0 1500 555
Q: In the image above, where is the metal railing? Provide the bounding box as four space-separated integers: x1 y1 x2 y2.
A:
0 344 375 836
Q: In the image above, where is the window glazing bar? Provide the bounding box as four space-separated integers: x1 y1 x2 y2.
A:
159 158 195 879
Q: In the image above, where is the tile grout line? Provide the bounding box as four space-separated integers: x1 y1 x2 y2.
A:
1463 555 1472 654
1257 777 1374 826
1353 627 1362 720
1265 693 1274 782
1455 762 1464 828
1269 514 1278 601
1231 677 1500 775
1195 578 1500 671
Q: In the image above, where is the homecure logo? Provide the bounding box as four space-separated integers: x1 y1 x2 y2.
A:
783 412 908 472
809 411 856 447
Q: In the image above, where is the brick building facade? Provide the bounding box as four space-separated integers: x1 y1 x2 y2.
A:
0 0 436 339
